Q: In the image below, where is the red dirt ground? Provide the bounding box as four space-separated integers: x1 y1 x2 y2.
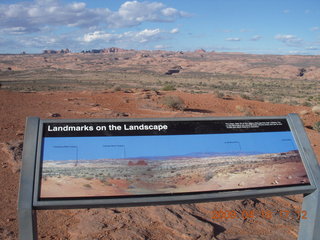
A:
0 89 319 240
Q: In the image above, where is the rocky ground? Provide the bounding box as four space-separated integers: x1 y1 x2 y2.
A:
0 88 319 239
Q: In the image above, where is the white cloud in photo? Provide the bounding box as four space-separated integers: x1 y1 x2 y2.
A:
170 28 179 34
82 28 173 44
0 0 188 34
275 34 303 47
251 35 262 41
107 1 188 28
306 46 319 50
0 0 110 33
225 37 241 41
154 44 168 49
311 26 319 32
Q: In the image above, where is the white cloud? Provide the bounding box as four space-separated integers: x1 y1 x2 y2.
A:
225 37 241 41
107 1 188 28
275 34 303 46
82 28 164 44
0 1 188 34
154 44 168 49
311 26 319 32
283 9 290 14
0 0 110 33
306 46 319 50
170 28 179 34
251 35 262 41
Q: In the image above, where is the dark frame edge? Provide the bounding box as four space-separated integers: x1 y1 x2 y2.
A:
287 114 320 240
18 117 40 240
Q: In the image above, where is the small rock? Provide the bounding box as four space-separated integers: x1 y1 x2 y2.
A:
90 103 100 107
16 131 24 136
287 175 292 179
116 112 129 117
51 113 61 117
6 218 16 222
1 162 8 168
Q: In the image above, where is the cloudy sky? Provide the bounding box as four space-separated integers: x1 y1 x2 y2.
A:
0 0 319 54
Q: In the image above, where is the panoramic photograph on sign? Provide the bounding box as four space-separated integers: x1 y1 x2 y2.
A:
39 119 310 199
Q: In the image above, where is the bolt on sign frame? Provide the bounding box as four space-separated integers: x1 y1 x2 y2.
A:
18 114 320 240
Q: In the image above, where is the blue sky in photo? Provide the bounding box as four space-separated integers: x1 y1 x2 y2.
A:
42 131 299 161
1 0 319 54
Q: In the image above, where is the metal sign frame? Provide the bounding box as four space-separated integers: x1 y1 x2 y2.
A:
18 114 320 240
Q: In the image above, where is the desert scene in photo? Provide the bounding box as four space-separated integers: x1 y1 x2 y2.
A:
1 0 320 239
41 140 309 198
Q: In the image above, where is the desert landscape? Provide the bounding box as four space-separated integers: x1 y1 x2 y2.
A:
1 49 320 107
40 150 309 198
0 49 319 240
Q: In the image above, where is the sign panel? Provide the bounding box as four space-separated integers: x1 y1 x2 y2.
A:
38 118 310 200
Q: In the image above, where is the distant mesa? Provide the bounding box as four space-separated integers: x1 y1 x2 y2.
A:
194 48 206 53
43 49 70 54
81 47 127 54
128 160 148 166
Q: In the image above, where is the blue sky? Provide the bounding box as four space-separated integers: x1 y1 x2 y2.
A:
42 131 298 161
1 0 319 54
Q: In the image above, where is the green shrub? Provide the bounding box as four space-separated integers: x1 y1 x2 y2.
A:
240 94 251 100
303 102 312 107
215 91 224 98
162 96 185 110
162 84 176 91
113 85 121 91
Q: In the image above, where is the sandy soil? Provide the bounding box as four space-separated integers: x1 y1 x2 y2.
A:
0 88 319 239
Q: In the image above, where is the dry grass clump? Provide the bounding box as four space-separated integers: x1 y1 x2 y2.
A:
162 84 176 91
313 121 320 132
83 183 92 188
112 85 122 92
299 110 309 116
312 106 320 115
161 96 185 110
235 105 254 116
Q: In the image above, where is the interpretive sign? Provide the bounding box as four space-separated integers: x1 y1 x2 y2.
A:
39 118 309 199
19 114 320 240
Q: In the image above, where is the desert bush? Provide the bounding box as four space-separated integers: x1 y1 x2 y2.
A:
235 105 253 116
240 94 251 100
303 102 312 107
299 110 309 116
112 85 121 91
162 84 176 91
83 183 92 188
313 121 320 132
312 106 320 115
204 172 214 182
215 91 224 98
162 96 185 110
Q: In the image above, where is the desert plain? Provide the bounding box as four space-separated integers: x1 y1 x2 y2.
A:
0 49 320 239
41 150 309 198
